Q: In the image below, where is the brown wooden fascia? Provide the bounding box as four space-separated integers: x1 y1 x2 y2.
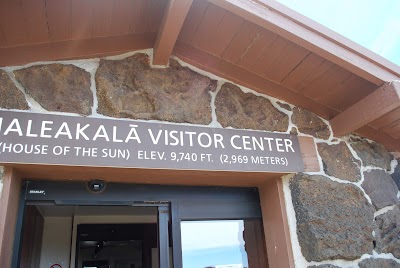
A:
153 0 193 66
330 80 400 137
208 0 400 85
0 33 157 67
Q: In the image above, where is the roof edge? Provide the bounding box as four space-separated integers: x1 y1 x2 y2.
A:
258 0 400 77
209 0 400 85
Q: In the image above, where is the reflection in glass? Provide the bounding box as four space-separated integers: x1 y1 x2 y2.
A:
181 220 249 268
79 240 143 268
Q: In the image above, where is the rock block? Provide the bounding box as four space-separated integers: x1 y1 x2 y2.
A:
359 258 400 268
14 64 92 115
349 138 392 170
215 83 288 132
362 170 398 210
317 142 361 182
292 107 330 140
290 174 374 262
0 70 29 110
375 205 400 258
391 160 400 191
96 54 215 124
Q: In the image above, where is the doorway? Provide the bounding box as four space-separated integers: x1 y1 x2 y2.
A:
77 223 156 268
18 204 171 268
13 181 268 268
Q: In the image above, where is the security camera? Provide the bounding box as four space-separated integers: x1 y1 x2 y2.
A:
87 180 106 193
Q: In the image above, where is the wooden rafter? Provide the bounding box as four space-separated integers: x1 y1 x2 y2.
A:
330 81 400 137
208 0 399 85
153 0 193 65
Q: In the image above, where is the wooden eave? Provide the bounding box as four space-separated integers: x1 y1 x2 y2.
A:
0 0 399 151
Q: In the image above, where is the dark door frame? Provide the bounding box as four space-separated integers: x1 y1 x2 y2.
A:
12 180 262 268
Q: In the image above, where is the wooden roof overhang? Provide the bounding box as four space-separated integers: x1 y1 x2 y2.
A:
0 0 399 151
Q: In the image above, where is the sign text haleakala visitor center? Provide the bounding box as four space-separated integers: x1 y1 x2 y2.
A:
0 110 304 172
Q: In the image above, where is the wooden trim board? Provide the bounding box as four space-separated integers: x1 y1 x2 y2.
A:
0 167 21 267
258 177 295 268
299 136 320 172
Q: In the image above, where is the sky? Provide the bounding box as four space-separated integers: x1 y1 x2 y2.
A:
275 0 400 66
181 220 248 268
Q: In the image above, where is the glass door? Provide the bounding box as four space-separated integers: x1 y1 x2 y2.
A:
74 205 171 268
180 219 267 268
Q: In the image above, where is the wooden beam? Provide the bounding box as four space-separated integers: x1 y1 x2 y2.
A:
153 0 193 65
258 177 295 268
0 167 21 267
330 81 400 137
0 33 156 67
208 0 400 85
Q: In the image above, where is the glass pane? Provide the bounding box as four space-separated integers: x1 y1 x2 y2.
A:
181 220 249 268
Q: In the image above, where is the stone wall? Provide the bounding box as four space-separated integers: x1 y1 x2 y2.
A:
288 138 400 267
0 50 399 268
